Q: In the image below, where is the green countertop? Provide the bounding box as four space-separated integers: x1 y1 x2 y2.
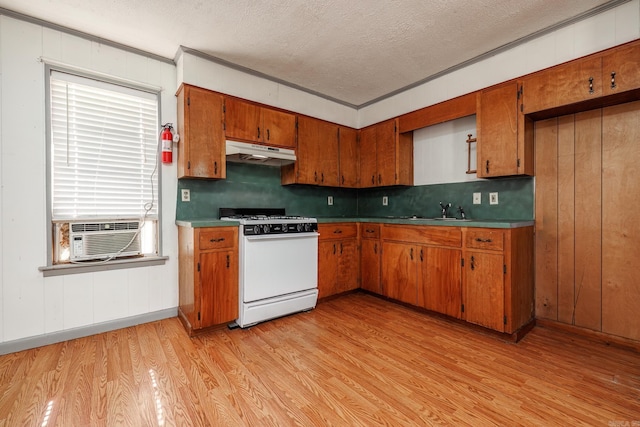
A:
177 218 533 229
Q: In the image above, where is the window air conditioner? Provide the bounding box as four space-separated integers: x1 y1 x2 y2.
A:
68 220 142 261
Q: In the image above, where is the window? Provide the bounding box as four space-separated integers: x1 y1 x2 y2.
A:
48 69 160 264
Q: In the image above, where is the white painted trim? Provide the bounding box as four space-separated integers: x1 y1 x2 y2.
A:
0 307 178 355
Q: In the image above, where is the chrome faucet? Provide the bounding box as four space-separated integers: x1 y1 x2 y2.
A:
439 202 451 218
457 206 466 219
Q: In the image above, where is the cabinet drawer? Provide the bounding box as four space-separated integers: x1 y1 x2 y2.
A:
318 223 358 240
198 228 237 250
381 225 462 247
465 229 504 251
360 223 380 239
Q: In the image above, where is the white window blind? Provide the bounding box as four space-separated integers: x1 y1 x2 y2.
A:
50 70 159 220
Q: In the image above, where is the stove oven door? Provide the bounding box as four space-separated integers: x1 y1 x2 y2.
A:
241 232 319 302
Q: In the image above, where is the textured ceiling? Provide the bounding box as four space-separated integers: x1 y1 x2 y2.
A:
0 0 620 107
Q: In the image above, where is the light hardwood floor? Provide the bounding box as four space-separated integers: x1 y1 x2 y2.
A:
1 293 639 426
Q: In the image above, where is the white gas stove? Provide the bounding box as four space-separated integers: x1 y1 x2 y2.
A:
220 208 319 328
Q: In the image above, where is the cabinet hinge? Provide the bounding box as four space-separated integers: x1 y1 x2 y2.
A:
503 264 507 274
394 122 397 134
197 262 200 272
504 315 507 325
222 102 226 113
223 121 226 131
461 258 464 267
520 103 523 113
461 304 465 313
198 312 201 321
517 85 523 100
187 97 190 106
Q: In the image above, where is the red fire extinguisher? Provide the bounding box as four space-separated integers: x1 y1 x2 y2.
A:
161 123 174 164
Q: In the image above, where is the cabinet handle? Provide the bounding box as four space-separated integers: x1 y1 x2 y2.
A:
267 129 270 141
378 174 382 185
420 249 424 262
410 248 414 260
314 171 318 182
485 160 490 174
333 229 342 234
475 238 493 243
340 243 343 254
374 243 377 254
210 237 225 243
321 172 324 183
610 71 617 89
371 175 375 185
214 161 218 175
471 255 475 271
226 254 230 268
341 175 345 185
257 126 261 139
589 77 594 94
333 243 336 255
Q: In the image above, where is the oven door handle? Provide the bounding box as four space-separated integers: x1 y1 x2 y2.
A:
245 232 320 241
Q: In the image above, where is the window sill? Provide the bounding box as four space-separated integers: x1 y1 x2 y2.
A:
39 256 169 277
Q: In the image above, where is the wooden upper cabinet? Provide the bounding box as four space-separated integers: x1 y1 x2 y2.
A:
339 126 359 187
282 115 339 186
224 97 295 147
477 81 533 178
523 56 602 114
176 84 225 179
358 118 413 188
601 41 640 94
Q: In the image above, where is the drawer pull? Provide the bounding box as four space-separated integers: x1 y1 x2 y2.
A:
333 229 343 234
209 237 226 243
475 238 493 243
366 229 375 234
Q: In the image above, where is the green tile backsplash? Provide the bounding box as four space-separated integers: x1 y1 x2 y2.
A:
176 163 534 221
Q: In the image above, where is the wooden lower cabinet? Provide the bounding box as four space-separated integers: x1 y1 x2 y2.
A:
318 223 359 298
178 226 239 335
379 224 533 334
360 223 381 293
462 227 534 334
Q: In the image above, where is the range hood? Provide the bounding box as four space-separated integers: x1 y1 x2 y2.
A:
226 140 296 166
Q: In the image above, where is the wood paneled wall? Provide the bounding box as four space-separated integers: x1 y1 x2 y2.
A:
535 100 640 341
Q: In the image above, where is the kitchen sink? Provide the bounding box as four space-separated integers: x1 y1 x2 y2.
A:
430 217 472 221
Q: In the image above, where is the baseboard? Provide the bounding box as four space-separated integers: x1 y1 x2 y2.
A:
535 318 640 353
0 307 178 355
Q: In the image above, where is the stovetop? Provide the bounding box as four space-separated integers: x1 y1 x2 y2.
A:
219 208 317 225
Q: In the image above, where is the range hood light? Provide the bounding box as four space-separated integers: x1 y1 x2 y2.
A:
225 140 296 166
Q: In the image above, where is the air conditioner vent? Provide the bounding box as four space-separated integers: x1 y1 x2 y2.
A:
69 220 142 261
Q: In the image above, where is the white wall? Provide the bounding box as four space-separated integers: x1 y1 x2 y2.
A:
358 0 640 127
176 50 359 128
0 16 178 345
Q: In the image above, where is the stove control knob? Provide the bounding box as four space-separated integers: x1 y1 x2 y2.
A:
304 223 312 232
297 223 303 232
282 224 288 233
262 224 270 234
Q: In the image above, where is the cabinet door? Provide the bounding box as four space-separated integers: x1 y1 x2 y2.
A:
381 242 417 304
225 97 260 142
464 251 504 331
418 247 462 319
602 42 640 94
339 127 359 187
316 120 340 187
359 125 377 188
337 240 359 293
376 119 397 186
199 250 238 328
477 82 519 177
261 108 296 147
318 241 338 298
296 116 323 184
178 86 225 179
361 239 381 293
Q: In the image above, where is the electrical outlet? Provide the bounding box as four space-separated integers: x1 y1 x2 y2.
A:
181 189 190 202
382 196 389 206
489 192 499 205
327 196 333 206
473 192 481 205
